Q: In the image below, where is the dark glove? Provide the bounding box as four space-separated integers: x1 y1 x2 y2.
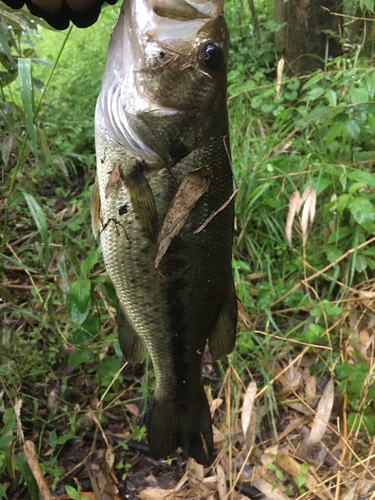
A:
1 0 118 29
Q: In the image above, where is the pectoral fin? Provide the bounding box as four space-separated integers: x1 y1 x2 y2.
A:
117 304 147 363
123 163 158 242
208 288 237 359
90 176 102 240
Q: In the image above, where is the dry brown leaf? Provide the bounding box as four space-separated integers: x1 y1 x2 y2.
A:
257 118 266 138
105 164 121 199
328 192 337 234
252 478 289 500
216 463 227 500
286 190 302 247
187 457 204 500
278 415 310 441
86 451 115 500
261 445 279 466
124 403 139 417
47 387 59 413
285 401 313 415
23 441 52 500
138 488 185 500
105 442 115 473
305 375 317 407
241 381 257 437
301 187 316 242
56 494 121 500
14 398 24 445
237 298 253 330
210 397 223 417
306 378 334 447
276 56 285 99
276 451 335 500
154 167 212 268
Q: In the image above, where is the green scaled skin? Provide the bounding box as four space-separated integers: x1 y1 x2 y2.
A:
92 0 237 465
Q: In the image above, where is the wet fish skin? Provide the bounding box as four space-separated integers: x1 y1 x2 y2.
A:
93 0 237 464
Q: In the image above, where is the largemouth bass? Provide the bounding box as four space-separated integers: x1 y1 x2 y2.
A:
92 0 237 464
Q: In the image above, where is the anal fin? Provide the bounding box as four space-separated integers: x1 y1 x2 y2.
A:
208 288 238 359
117 304 147 363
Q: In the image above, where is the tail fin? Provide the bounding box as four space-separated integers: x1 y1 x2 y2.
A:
147 388 213 465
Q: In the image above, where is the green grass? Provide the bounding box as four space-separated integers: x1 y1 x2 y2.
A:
1 0 375 497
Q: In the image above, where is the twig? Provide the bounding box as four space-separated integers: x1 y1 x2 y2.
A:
194 137 238 234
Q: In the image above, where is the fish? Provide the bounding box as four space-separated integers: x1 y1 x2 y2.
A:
2 0 118 29
92 0 237 465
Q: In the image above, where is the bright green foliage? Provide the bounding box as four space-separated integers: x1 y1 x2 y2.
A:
0 0 375 495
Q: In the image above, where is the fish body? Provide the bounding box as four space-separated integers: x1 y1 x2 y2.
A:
93 0 237 464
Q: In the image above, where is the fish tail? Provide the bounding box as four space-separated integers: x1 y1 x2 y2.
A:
147 388 213 465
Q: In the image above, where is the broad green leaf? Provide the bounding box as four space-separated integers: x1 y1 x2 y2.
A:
67 347 94 366
56 431 77 445
18 58 38 159
0 31 12 61
326 89 337 106
368 112 375 130
81 249 100 278
349 87 369 104
367 73 375 97
348 197 375 225
306 86 325 100
324 246 343 263
65 485 79 500
346 119 360 140
294 475 306 488
305 106 330 122
349 182 367 194
354 254 368 273
14 455 39 500
98 356 121 387
67 299 91 326
0 483 7 500
348 170 375 188
67 279 91 313
311 300 342 318
72 314 99 344
0 436 15 448
302 73 323 90
336 194 350 216
22 192 50 274
49 429 57 448
324 122 344 146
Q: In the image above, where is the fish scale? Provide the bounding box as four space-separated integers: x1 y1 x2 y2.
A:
93 0 237 464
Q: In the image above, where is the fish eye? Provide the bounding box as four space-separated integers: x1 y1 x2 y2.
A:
200 42 222 68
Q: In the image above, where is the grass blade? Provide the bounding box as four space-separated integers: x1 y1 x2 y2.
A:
18 58 38 159
22 192 50 273
0 252 37 273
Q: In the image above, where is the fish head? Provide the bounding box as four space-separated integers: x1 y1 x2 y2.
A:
97 0 229 167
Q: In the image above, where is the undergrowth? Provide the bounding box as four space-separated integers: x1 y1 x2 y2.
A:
0 0 375 498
